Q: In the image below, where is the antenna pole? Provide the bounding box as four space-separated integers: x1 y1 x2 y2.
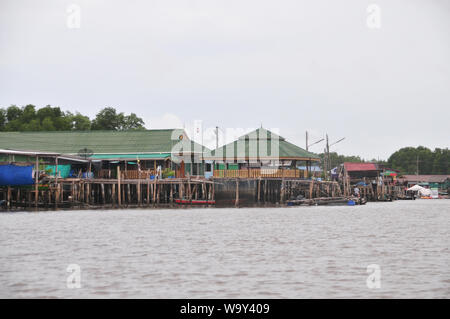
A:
215 126 219 150
416 155 419 182
326 134 330 180
306 131 309 152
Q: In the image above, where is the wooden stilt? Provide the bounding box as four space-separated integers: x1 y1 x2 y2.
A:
137 179 141 206
235 179 239 207
146 180 150 206
117 166 121 207
101 183 105 205
35 156 39 208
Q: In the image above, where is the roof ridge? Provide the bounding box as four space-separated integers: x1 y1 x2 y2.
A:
0 129 181 134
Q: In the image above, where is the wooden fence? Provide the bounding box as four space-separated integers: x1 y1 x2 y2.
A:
213 168 306 178
98 169 155 179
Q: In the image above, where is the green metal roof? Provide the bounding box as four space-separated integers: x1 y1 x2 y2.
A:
90 153 171 160
206 128 320 161
0 130 208 156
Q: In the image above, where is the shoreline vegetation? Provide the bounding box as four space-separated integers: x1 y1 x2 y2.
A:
1 104 448 175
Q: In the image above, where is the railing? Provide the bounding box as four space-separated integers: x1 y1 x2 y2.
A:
213 168 306 178
123 170 154 179
97 169 156 179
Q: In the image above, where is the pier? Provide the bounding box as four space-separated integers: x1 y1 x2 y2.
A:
0 176 215 211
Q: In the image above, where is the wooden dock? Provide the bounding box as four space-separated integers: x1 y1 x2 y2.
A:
0 177 215 211
1 176 408 211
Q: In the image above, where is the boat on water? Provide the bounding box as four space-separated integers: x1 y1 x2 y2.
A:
175 199 216 205
287 196 367 206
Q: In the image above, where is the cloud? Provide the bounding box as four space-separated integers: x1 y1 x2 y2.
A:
144 113 183 129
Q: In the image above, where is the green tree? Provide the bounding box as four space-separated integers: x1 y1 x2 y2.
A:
0 109 6 131
22 104 36 123
36 105 63 121
122 113 145 130
41 117 55 131
22 119 41 131
387 146 448 175
0 105 145 132
91 107 122 130
6 105 22 122
66 112 91 130
318 151 364 169
91 107 145 130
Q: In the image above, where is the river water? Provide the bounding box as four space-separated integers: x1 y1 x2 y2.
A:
0 200 449 298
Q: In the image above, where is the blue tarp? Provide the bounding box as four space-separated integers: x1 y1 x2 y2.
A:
0 164 34 186
82 172 94 179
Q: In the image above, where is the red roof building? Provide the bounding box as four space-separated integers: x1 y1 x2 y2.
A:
343 162 380 172
341 162 382 180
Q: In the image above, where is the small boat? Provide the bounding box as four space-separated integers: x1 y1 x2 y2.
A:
175 199 216 205
287 196 367 206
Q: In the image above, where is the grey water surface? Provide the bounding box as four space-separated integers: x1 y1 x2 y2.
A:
0 200 449 298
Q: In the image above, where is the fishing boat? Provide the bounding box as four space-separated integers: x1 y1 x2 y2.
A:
287 196 367 206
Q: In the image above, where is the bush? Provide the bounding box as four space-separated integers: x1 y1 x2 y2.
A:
162 168 175 178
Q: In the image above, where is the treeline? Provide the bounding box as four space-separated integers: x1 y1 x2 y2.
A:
319 147 449 175
318 152 368 168
387 146 449 175
0 105 145 131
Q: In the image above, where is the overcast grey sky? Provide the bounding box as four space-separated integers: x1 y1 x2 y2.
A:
1 0 449 159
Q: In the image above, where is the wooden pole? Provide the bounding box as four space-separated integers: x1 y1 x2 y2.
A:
35 156 39 208
7 186 11 209
127 184 131 205
87 160 92 204
112 183 116 206
257 178 261 203
117 166 121 207
153 178 157 204
147 180 150 206
55 156 59 181
235 179 239 207
137 179 141 206
101 183 105 205
157 181 161 204
187 177 191 200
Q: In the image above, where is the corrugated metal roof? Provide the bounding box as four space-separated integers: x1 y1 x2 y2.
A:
90 153 171 160
0 130 208 156
206 128 320 161
398 175 450 183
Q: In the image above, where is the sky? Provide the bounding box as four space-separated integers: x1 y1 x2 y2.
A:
0 0 449 160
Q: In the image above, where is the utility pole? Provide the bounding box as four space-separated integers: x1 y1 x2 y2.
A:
416 155 419 183
326 134 330 180
305 131 324 151
324 135 346 180
305 131 324 178
215 126 219 150
306 131 309 152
